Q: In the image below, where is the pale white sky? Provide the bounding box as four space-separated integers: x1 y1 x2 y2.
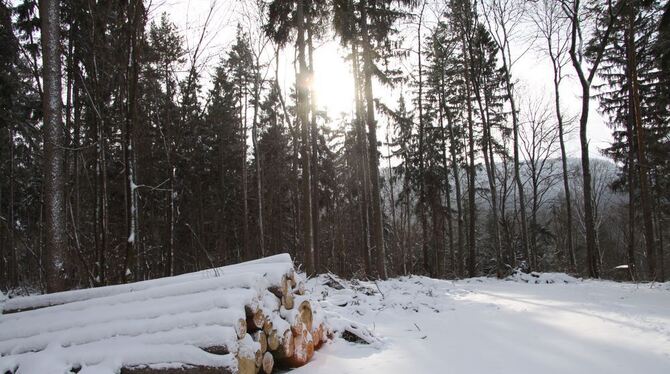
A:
158 0 613 160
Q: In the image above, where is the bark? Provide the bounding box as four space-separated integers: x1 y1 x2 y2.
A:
41 0 67 293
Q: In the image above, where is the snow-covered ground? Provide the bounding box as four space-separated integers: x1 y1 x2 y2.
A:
299 274 670 374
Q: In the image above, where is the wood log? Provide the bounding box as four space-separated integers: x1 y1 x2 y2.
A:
266 329 280 351
121 365 234 374
244 306 265 331
261 352 274 374
262 319 273 336
281 292 294 310
0 289 252 343
267 276 290 299
272 329 294 359
237 335 263 371
252 331 267 353
296 300 313 334
312 323 328 349
1 343 239 374
0 310 246 356
237 355 257 374
288 272 297 289
294 281 306 296
0 254 330 374
277 325 314 368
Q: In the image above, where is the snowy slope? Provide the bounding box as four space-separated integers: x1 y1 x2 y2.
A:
297 274 670 374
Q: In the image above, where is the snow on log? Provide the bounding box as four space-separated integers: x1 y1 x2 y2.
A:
2 254 293 314
0 254 329 374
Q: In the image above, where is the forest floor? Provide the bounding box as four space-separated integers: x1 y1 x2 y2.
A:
295 272 670 374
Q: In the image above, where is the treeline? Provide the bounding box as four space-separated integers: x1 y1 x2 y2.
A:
0 0 669 293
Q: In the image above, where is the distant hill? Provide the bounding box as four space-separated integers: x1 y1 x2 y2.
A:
380 157 625 213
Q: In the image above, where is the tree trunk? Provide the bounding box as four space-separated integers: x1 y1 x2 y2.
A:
447 110 464 277
472 73 503 277
578 84 599 278
296 0 315 275
549 51 577 273
626 5 656 280
461 34 477 278
502 61 530 271
252 57 265 259
307 25 320 272
360 1 386 279
438 77 455 277
8 125 17 287
351 41 372 276
565 0 615 278
242 76 250 262
124 0 142 282
624 43 637 281
416 2 429 277
41 0 67 293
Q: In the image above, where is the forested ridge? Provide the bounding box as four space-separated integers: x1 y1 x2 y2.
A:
0 0 669 294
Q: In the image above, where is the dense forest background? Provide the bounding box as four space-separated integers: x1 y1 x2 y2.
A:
0 0 669 294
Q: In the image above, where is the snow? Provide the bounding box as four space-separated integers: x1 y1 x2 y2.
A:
4 261 670 374
505 270 581 284
295 274 670 374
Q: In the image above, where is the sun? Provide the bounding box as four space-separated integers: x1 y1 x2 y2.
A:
312 42 355 118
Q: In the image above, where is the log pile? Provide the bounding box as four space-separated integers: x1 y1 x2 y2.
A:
0 254 330 374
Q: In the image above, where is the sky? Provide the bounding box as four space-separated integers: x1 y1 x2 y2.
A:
157 0 613 160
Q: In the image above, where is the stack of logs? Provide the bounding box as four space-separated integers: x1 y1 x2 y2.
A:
0 254 329 374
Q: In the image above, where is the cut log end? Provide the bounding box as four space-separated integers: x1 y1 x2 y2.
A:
261 352 274 374
297 300 313 333
267 329 280 351
252 331 268 353
281 293 294 310
294 281 306 296
245 306 266 331
237 355 257 374
236 318 248 339
273 329 294 359
262 319 273 335
277 328 314 368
